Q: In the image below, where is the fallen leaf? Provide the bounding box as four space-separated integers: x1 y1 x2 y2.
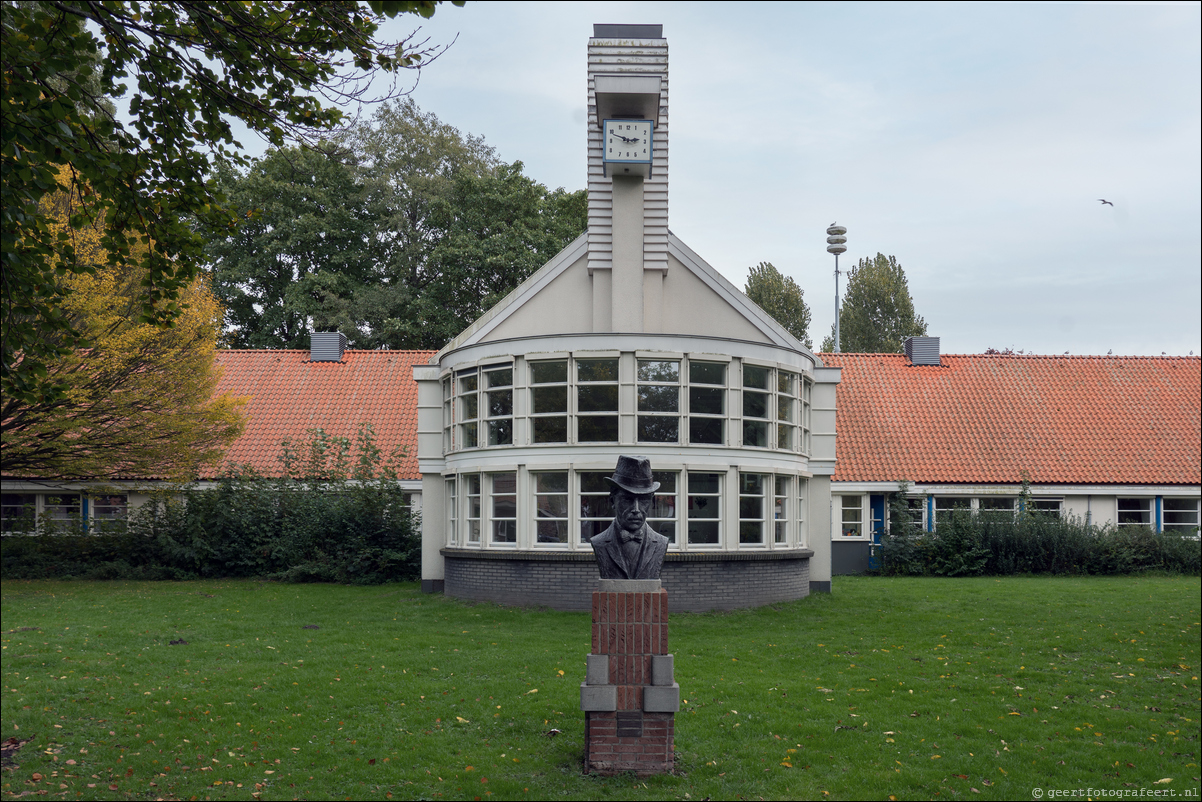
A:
525 689 538 695
456 717 470 723
1154 779 1173 785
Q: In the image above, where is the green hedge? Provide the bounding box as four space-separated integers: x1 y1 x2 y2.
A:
1 427 420 583
879 486 1200 576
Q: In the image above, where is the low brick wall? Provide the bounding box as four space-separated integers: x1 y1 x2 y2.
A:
440 549 812 612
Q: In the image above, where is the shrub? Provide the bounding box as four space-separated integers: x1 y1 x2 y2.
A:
1 425 420 583
879 483 1200 577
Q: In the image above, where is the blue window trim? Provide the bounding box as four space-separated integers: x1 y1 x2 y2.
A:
1155 496 1163 532
926 495 934 532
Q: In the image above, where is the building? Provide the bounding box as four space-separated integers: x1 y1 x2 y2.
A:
822 340 1202 574
1 340 432 531
411 25 840 612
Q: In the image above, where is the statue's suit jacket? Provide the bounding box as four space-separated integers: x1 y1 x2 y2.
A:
590 524 669 580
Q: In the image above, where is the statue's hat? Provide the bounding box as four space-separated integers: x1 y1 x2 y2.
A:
605 455 660 495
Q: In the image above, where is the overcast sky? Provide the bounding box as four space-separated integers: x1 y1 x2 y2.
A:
366 2 1200 357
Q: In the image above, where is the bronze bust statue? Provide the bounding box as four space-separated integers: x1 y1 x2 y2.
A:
589 456 669 580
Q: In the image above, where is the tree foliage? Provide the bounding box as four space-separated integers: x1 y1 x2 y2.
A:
0 173 246 479
205 100 588 350
821 253 927 353
1 0 462 405
744 261 813 349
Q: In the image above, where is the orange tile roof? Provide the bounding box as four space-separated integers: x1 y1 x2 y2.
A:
210 350 436 480
819 354 1201 485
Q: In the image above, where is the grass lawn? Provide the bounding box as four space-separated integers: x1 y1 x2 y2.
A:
2 576 1198 801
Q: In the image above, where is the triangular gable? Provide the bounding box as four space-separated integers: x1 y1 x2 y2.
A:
438 231 817 358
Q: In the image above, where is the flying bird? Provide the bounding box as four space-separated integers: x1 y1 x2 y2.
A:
1098 199 1114 206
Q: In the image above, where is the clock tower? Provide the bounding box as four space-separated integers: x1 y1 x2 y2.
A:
587 24 668 333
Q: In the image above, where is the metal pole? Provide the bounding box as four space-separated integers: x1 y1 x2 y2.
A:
826 224 847 354
834 253 841 353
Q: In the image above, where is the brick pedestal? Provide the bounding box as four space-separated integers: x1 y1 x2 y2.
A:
581 587 678 775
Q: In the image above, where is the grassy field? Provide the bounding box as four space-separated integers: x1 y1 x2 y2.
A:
1 576 1198 801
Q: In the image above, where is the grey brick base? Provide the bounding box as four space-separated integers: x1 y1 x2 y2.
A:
439 548 813 611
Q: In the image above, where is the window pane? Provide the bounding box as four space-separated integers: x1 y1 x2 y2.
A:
743 364 769 389
578 415 618 442
638 384 678 412
979 498 1014 510
533 416 567 443
580 471 614 543
638 360 679 382
485 367 512 388
534 471 569 544
688 521 719 544
578 359 618 382
487 419 512 446
690 387 723 415
487 389 512 417
533 385 567 413
1 494 37 533
739 497 763 519
580 472 611 493
743 391 768 419
536 473 568 493
778 372 794 394
690 361 725 385
536 494 570 518
537 520 568 543
92 495 128 520
1118 498 1151 526
739 521 764 544
578 384 618 412
777 424 793 450
461 394 478 420
689 417 723 444
638 416 678 443
778 395 794 422
461 422 478 448
531 361 567 383
491 473 516 543
743 420 768 447
689 473 720 494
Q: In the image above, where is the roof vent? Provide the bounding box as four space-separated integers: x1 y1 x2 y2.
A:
310 331 347 362
904 336 940 366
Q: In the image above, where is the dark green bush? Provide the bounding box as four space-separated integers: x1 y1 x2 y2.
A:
1 426 420 583
880 489 1200 577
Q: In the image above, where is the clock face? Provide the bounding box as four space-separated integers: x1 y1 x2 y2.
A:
603 119 653 163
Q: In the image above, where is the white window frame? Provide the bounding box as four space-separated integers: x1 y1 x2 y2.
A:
686 470 723 547
1117 497 1153 528
740 363 772 449
532 471 570 546
686 360 727 446
1162 497 1200 534
636 358 681 445
839 494 867 539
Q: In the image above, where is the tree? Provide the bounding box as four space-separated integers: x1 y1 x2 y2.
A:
1 175 245 479
820 253 927 353
744 262 813 349
204 100 588 350
207 146 379 349
2 0 463 406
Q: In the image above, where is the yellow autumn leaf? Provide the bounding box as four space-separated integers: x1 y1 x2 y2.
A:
1154 779 1173 784
456 716 470 723
526 688 538 694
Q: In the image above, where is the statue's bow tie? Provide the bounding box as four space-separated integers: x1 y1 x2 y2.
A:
620 531 643 544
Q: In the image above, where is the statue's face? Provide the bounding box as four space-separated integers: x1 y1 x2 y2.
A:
613 489 653 534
